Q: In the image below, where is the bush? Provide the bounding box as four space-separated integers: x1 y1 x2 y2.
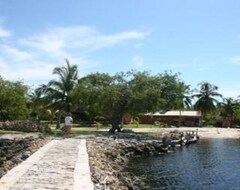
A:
154 121 168 128
133 117 140 127
94 122 103 130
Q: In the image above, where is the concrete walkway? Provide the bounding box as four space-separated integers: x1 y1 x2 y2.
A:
0 138 94 190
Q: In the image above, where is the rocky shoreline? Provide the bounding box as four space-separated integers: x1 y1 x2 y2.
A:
0 135 50 178
87 130 198 190
0 129 198 189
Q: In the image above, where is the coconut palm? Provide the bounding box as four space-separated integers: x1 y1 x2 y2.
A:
175 83 192 127
219 98 240 127
192 82 222 126
37 59 78 128
176 83 192 109
28 89 47 122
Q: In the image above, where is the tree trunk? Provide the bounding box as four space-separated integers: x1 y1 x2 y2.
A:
230 116 233 128
56 111 61 129
178 110 182 127
109 117 122 133
109 87 129 133
200 114 204 127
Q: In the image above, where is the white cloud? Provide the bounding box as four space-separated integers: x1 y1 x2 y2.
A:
0 26 11 37
94 31 146 48
229 56 240 64
0 25 148 86
2 45 32 62
132 55 144 67
0 58 54 82
0 18 11 37
21 26 147 55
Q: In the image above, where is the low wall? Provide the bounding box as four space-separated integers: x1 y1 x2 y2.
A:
0 121 52 133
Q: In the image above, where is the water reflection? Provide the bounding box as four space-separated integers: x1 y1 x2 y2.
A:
126 139 240 190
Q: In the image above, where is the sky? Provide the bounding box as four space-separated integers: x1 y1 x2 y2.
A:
0 0 240 98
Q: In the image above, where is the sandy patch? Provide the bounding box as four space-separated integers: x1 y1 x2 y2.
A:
132 127 240 139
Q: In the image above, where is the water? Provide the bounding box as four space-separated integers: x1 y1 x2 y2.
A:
126 139 240 190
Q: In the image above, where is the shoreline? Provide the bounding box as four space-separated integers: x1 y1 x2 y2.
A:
130 127 240 139
87 128 240 189
87 131 198 190
1 127 238 189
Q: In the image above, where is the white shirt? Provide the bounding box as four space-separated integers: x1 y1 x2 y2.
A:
65 116 73 125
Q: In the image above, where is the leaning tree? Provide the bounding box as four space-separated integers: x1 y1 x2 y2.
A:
71 72 130 132
72 71 188 132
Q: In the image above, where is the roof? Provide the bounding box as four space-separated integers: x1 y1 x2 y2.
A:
144 111 201 117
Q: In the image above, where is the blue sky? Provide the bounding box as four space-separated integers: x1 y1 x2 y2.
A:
0 0 240 98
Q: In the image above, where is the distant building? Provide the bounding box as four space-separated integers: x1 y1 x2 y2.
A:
140 111 202 127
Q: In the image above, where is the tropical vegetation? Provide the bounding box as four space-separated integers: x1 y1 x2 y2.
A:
1 60 240 130
0 77 30 120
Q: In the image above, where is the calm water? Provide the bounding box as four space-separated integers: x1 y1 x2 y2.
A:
126 139 240 190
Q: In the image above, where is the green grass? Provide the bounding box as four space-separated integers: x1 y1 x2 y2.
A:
49 123 159 135
124 124 156 128
0 130 42 136
0 123 161 137
0 130 25 134
49 123 159 129
49 124 107 137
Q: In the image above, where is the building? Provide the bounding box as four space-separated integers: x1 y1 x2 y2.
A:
140 111 202 127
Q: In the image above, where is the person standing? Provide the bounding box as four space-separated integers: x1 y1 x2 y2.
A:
64 113 73 136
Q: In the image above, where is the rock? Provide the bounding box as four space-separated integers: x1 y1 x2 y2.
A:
87 131 198 190
21 151 31 159
121 129 134 133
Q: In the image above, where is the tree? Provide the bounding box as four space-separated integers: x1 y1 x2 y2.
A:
71 72 129 132
127 71 187 115
28 89 48 122
175 83 192 127
218 98 240 127
37 59 78 128
72 71 188 132
127 71 164 116
192 82 222 125
175 83 192 110
0 77 30 120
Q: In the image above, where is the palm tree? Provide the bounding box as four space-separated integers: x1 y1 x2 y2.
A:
37 59 78 128
176 83 192 109
192 82 222 126
46 109 58 124
219 98 240 127
176 83 192 127
28 89 46 122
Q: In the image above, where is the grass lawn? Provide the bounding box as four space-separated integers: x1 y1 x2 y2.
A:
49 123 162 137
124 124 155 128
0 130 42 137
0 123 161 137
49 124 108 136
0 130 25 135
